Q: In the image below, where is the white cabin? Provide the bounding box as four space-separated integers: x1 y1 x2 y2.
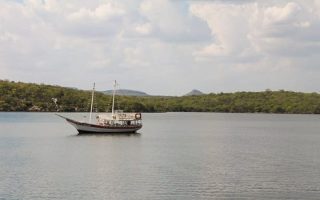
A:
96 110 142 126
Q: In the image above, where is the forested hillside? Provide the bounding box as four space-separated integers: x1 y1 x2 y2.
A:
1 80 320 114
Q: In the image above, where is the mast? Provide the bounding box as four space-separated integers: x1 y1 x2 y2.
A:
89 82 95 123
112 80 117 116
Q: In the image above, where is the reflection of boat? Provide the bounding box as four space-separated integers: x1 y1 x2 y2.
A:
57 81 142 134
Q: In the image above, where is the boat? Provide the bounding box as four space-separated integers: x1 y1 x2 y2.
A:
57 81 142 134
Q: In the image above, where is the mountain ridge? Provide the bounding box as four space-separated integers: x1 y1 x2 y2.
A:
102 89 149 96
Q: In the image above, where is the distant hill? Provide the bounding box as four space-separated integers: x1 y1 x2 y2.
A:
184 89 205 96
102 89 149 96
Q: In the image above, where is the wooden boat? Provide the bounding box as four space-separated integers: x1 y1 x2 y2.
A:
57 81 142 134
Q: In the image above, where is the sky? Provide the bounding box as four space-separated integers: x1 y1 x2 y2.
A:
0 0 320 95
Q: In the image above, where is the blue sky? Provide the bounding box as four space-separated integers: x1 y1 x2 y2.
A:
1 0 320 95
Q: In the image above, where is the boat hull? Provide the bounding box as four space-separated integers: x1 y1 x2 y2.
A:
61 116 142 134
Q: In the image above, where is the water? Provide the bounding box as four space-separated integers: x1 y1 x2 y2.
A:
1 112 320 199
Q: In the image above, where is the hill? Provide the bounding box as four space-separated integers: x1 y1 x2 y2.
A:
1 80 320 114
102 89 149 96
184 89 205 96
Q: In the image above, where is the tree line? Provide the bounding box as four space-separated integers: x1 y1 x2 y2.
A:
1 80 320 114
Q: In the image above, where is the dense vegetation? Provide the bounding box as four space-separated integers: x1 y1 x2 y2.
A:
1 80 320 114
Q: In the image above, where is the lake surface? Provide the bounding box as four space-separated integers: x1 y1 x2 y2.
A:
1 112 320 199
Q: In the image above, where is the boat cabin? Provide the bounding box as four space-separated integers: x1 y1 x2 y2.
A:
96 110 142 126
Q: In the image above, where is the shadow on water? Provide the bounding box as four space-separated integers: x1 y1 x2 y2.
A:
72 132 142 137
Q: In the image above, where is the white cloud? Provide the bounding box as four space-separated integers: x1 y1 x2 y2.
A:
0 32 19 43
26 0 59 12
190 1 320 60
134 23 152 35
264 2 301 25
139 0 211 43
67 3 125 21
249 1 320 57
0 0 320 94
190 3 258 59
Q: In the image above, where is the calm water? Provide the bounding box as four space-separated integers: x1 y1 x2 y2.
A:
1 112 320 199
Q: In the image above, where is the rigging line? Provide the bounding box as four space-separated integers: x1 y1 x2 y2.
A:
89 82 95 123
116 82 121 111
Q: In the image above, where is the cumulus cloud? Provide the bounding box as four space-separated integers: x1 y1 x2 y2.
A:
249 1 320 58
67 3 125 21
264 2 301 25
190 1 320 59
188 0 320 92
138 0 211 42
0 0 320 94
190 3 257 58
134 23 152 35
